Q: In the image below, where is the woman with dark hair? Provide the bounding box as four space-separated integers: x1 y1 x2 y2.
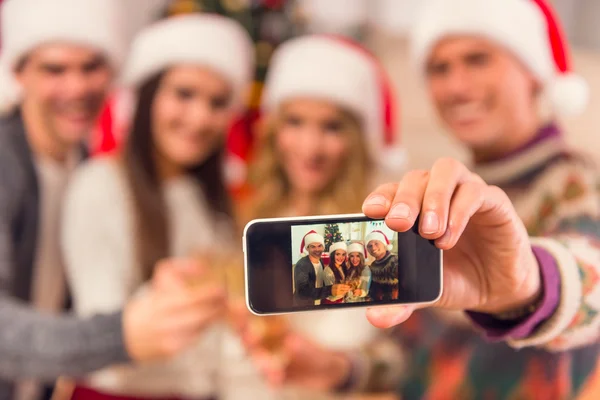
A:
61 14 257 400
322 242 348 304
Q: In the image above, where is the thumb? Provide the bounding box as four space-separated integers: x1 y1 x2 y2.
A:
366 306 414 329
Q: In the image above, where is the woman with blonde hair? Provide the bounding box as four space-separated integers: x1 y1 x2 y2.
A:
241 35 407 396
345 242 371 303
245 35 405 220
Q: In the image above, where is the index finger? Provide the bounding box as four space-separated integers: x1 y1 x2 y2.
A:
362 183 398 218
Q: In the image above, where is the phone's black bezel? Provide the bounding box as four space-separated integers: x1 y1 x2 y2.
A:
244 215 442 314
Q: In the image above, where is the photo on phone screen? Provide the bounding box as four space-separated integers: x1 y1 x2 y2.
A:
243 214 442 315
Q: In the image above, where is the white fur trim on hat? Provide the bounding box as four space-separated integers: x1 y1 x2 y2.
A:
302 231 325 255
120 14 254 107
329 242 348 255
0 0 125 115
410 0 588 116
347 242 366 257
262 35 404 172
365 230 393 251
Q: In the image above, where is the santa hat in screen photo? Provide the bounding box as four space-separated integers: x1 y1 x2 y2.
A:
262 34 406 172
0 0 125 115
410 0 589 116
365 230 393 251
301 230 325 256
347 242 367 258
329 241 348 255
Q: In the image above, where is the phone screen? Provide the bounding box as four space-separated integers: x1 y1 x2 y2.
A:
244 214 442 315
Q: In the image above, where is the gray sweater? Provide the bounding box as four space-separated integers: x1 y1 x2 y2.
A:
0 111 129 399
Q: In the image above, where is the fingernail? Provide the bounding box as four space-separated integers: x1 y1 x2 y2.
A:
364 195 388 208
388 203 411 219
437 228 452 246
422 211 439 234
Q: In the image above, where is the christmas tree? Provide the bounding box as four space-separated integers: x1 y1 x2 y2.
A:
324 223 344 252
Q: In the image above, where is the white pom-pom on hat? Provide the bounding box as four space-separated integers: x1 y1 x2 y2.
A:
536 0 589 116
547 72 590 117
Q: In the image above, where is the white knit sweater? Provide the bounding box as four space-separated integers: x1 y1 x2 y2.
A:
61 157 273 399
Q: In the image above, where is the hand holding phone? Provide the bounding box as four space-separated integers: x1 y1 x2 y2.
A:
362 159 541 329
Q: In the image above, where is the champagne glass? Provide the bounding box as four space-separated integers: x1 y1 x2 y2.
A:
193 218 290 355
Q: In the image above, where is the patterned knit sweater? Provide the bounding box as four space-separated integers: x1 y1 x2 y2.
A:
370 252 400 287
357 126 600 399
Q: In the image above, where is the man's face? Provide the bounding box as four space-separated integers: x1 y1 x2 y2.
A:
425 36 539 151
15 44 113 147
307 243 324 259
367 240 385 260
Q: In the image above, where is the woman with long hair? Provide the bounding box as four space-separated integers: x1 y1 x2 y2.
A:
61 14 258 400
241 34 407 396
322 242 348 304
344 242 371 303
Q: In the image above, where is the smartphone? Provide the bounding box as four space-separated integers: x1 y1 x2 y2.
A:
243 213 442 315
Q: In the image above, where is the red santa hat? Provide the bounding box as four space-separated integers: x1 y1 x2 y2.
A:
365 230 393 251
329 242 348 255
347 242 367 258
262 34 406 172
410 0 589 116
301 230 325 256
120 14 254 108
0 0 125 115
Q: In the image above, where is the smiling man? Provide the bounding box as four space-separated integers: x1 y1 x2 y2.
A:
365 0 600 398
365 230 399 301
0 0 123 322
294 230 350 306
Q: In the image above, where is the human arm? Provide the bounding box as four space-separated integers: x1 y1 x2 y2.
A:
62 159 227 345
0 297 128 380
0 155 128 379
363 158 542 325
363 158 600 351
467 159 600 350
